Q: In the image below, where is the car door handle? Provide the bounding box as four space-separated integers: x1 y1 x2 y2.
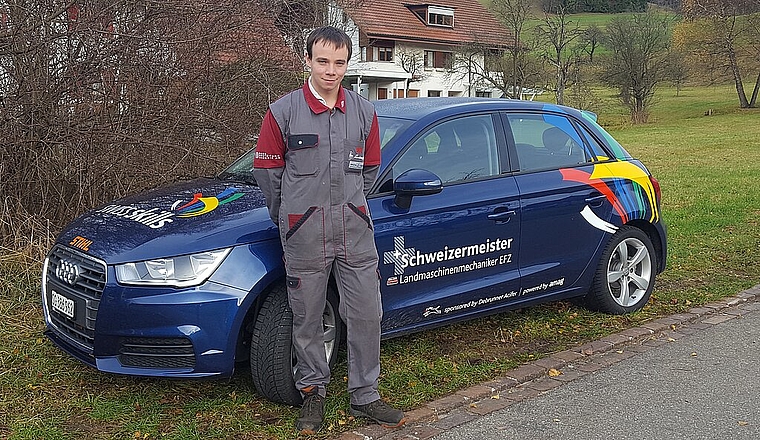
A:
585 194 606 207
488 210 516 222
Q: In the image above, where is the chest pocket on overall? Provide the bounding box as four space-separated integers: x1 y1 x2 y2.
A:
344 140 365 173
286 134 319 176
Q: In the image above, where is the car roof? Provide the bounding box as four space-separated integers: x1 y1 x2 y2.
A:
372 97 571 121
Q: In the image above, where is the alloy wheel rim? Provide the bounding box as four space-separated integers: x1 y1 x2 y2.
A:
607 237 652 307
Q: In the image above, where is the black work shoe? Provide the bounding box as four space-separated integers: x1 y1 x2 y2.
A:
350 399 406 428
296 387 324 435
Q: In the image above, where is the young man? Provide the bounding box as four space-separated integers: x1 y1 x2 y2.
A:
252 26 405 435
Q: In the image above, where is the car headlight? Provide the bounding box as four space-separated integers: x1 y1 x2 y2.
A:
115 248 231 288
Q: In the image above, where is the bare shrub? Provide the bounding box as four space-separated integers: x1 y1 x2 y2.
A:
0 0 302 252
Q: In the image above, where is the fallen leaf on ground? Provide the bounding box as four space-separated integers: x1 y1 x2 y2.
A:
548 368 562 377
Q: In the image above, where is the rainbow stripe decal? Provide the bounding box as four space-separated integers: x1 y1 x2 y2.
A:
172 188 244 218
561 161 659 225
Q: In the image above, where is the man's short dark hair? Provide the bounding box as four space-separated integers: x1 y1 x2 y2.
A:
306 26 352 61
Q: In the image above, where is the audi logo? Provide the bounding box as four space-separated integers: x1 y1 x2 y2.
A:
55 259 81 286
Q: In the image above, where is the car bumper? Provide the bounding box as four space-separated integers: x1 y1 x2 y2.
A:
41 244 279 378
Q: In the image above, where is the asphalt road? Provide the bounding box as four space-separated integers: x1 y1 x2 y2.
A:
432 301 760 440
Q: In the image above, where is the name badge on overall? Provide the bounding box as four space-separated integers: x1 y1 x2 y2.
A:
346 146 365 172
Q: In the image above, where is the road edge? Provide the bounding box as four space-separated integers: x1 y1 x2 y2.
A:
336 284 760 440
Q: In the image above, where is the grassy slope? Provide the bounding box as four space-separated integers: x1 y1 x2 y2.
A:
1 84 759 439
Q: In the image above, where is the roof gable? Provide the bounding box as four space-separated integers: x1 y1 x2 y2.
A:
344 0 514 48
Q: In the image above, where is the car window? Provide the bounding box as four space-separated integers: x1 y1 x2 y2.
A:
377 116 412 149
576 123 610 161
392 114 499 184
506 113 590 172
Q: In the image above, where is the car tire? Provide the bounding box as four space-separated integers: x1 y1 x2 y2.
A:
586 226 656 315
249 282 342 406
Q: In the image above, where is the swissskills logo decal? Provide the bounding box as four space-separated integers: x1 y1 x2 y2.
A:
171 188 244 218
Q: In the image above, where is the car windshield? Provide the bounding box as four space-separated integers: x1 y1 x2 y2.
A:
378 116 412 150
217 148 258 185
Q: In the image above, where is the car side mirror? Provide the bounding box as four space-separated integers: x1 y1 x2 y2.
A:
393 169 443 210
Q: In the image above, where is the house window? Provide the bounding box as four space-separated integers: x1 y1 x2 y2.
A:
427 6 454 28
424 50 452 69
424 51 433 68
378 46 393 62
364 40 394 62
476 91 492 98
428 90 441 97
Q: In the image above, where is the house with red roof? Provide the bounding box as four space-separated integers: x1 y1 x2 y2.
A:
335 0 515 99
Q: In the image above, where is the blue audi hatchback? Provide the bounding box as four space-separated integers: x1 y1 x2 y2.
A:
42 98 666 405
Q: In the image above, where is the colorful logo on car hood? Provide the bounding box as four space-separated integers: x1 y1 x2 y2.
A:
96 187 245 228
171 187 244 218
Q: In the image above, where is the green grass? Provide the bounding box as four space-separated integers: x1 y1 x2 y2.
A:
525 11 623 33
2 83 759 439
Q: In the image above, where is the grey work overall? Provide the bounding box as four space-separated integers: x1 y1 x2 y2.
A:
254 87 382 405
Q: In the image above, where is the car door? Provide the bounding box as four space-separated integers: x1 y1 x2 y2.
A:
502 111 612 299
369 112 522 336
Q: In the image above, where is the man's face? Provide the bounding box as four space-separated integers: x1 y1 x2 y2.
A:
305 40 349 98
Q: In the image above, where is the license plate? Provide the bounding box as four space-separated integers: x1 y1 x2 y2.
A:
51 290 75 319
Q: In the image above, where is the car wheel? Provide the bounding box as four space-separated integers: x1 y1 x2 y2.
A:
249 282 342 406
587 226 656 314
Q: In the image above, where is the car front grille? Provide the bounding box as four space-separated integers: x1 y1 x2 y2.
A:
44 245 107 353
118 337 196 369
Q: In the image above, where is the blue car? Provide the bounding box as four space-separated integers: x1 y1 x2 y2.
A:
42 98 666 405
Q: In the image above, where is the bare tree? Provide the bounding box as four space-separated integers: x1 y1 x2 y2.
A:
489 0 533 99
580 24 604 63
600 12 674 123
680 0 760 108
396 47 426 94
665 47 690 96
446 42 483 97
445 40 544 99
534 5 584 105
261 0 365 63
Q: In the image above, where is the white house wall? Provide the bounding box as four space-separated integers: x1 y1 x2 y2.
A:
336 3 493 100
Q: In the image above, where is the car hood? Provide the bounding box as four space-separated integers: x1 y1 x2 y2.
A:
56 178 277 264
